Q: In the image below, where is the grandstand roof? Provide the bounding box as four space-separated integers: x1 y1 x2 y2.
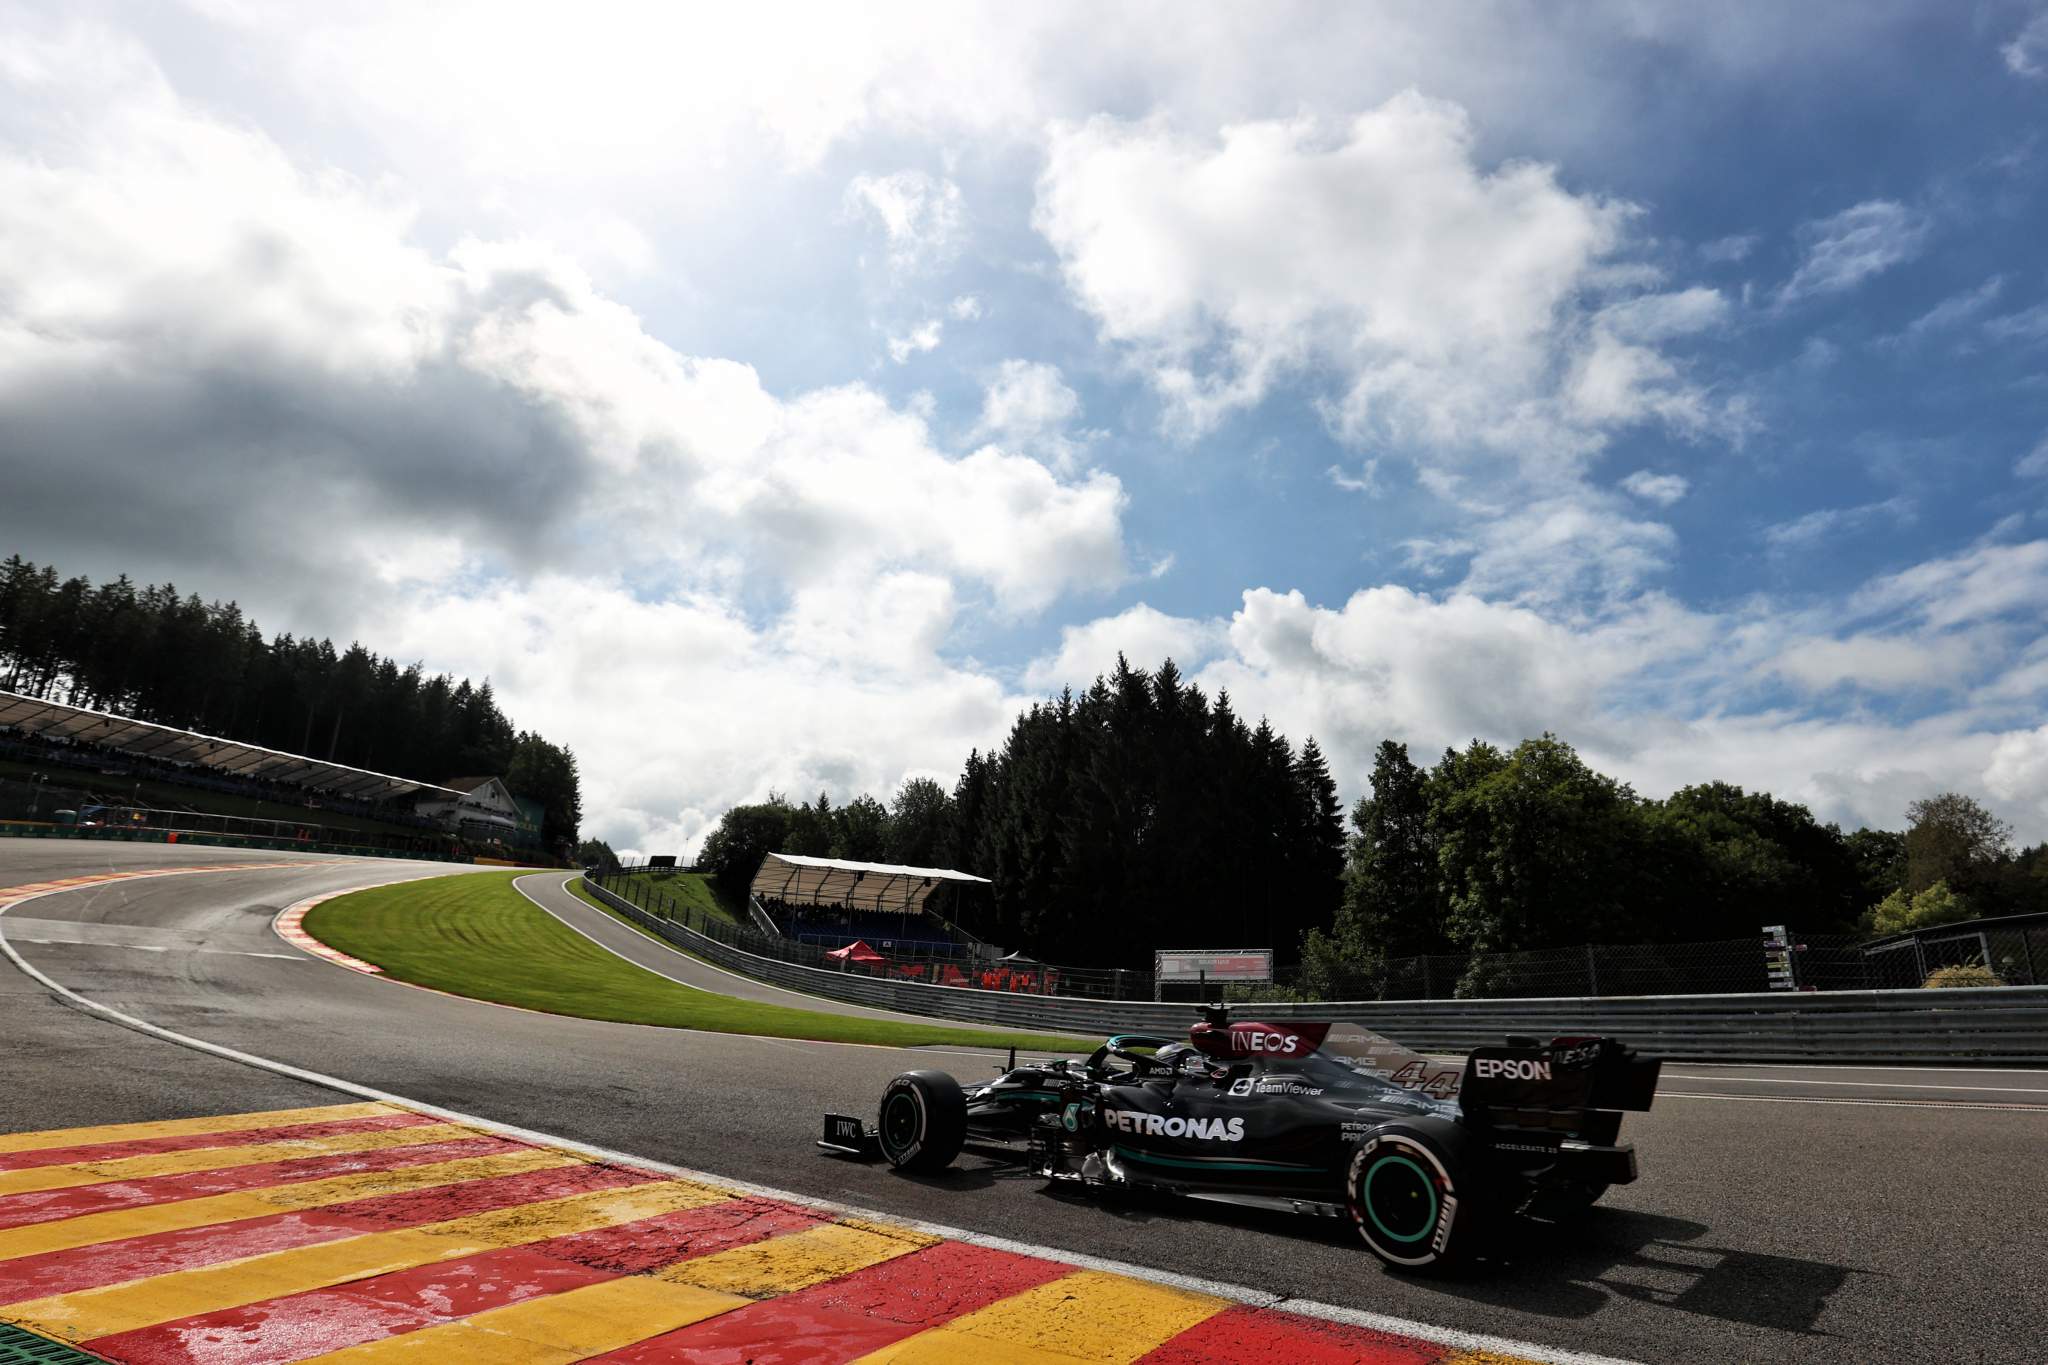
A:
750 851 990 915
0 689 464 804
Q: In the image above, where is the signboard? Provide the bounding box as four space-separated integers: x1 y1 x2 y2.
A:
1154 948 1274 984
1761 924 1797 990
648 854 678 869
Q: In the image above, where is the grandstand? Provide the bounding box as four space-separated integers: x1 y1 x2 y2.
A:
0 689 540 860
749 852 991 957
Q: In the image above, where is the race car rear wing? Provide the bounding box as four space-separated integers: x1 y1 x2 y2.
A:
1458 1036 1661 1143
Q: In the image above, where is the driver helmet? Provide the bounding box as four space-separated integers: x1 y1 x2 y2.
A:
1153 1042 1198 1072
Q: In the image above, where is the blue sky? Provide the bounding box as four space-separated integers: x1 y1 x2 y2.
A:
3 2 2047 853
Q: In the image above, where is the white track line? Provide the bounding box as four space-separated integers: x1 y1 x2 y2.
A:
1661 1090 2048 1112
0 869 1637 1365
1663 1073 2048 1094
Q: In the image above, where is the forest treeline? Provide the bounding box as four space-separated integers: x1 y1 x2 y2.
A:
698 657 1344 966
0 556 581 848
695 656 2048 976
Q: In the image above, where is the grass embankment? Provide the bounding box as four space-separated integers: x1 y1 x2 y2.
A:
611 870 745 927
305 870 1090 1052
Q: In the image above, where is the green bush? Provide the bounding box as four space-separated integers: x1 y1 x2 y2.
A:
1923 962 2005 989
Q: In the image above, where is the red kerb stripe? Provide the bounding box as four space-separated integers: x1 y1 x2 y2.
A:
0 1137 514 1231
0 1113 438 1173
1135 1302 1446 1365
0 1161 655 1305
84 1200 822 1365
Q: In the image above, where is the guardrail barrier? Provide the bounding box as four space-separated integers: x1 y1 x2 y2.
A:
578 877 2048 1064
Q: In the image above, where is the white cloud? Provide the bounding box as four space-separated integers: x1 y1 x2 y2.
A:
1889 275 2004 343
1621 470 1690 506
1701 233 1758 263
1780 199 1928 302
845 170 964 272
974 359 1085 469
1763 497 1914 554
1327 460 1381 496
1986 725 2048 829
1022 604 1225 692
1770 633 1961 694
950 294 984 320
1983 300 2048 343
885 318 944 362
1851 538 2048 630
2018 435 2048 479
1145 562 2048 838
2005 12 2048 78
362 575 1027 856
1035 95 1737 467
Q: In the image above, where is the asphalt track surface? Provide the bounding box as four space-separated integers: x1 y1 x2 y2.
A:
1 846 2043 1364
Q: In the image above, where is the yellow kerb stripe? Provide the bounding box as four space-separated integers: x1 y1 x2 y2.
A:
659 1217 937 1297
0 1123 479 1197
6 1178 732 1342
0 1148 575 1264
301 1217 935 1364
0 1104 398 1156
1441 1353 1551 1365
852 1268 1227 1365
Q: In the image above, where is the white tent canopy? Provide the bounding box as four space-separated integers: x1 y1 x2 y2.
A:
749 851 990 915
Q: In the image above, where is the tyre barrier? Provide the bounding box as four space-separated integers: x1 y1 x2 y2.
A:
579 879 2048 1064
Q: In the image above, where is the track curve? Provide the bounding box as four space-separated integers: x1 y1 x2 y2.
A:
2 844 2043 1364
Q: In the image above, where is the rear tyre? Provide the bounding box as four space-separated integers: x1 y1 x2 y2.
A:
876 1070 967 1173
1345 1119 1486 1272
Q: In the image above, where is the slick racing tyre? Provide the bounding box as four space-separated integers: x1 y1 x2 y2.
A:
1345 1119 1484 1272
876 1070 967 1173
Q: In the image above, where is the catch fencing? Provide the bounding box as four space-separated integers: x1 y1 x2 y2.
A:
580 876 2048 1063
596 863 2002 1002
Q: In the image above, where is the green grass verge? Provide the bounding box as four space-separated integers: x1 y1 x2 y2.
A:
305 870 1091 1052
612 870 745 927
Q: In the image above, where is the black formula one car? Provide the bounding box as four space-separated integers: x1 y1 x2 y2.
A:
820 1006 1660 1271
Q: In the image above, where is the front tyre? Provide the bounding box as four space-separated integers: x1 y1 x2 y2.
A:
876 1070 967 1173
1345 1120 1485 1272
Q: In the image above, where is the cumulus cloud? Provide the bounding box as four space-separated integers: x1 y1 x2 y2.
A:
1035 94 1738 468
1621 470 1690 506
1142 564 2048 838
360 575 1026 856
1022 603 1224 692
1780 199 1928 302
975 360 1084 468
845 170 965 272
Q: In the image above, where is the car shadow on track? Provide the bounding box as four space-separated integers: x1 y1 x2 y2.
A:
1008 1178 1860 1341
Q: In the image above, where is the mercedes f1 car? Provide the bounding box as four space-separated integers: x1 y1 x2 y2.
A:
819 1007 1660 1271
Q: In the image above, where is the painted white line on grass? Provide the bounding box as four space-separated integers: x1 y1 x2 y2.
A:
0 873 1638 1365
